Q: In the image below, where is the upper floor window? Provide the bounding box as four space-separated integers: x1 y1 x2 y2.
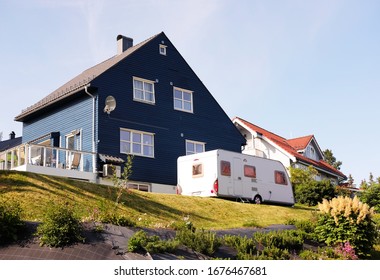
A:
120 128 154 158
159 44 167 55
174 87 193 113
133 77 155 104
309 146 316 160
186 140 205 155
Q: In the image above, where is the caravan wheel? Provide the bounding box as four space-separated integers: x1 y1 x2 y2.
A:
176 185 182 195
253 195 262 204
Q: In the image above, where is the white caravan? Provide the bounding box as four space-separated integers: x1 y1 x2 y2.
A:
177 149 294 206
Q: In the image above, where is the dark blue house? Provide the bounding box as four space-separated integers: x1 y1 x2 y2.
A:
14 32 245 192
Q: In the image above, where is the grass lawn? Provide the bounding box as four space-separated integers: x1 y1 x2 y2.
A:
0 170 314 229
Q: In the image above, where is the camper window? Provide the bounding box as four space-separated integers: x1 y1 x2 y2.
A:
220 161 231 176
275 171 287 185
244 165 256 178
192 163 203 177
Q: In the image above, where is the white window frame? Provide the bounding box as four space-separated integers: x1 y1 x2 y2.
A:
159 44 167 55
133 77 155 104
120 128 155 158
173 87 193 113
185 140 205 155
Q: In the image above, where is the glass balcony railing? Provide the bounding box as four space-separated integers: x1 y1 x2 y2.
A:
0 143 96 173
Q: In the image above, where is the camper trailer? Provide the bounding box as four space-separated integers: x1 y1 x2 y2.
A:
177 149 295 206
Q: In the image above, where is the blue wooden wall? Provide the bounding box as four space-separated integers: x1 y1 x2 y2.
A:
20 32 245 186
22 95 96 171
93 33 245 185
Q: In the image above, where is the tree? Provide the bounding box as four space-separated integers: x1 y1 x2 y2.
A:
323 149 342 170
112 155 133 204
289 165 318 186
347 174 354 187
289 166 336 206
360 179 368 190
359 173 380 212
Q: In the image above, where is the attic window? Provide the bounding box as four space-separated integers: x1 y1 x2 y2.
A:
159 44 167 55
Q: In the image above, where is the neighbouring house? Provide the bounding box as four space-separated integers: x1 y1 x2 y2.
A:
0 132 22 170
0 132 22 152
8 32 246 193
232 117 347 184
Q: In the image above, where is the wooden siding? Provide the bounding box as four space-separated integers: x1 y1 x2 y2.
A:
22 94 95 171
20 32 245 187
93 33 245 185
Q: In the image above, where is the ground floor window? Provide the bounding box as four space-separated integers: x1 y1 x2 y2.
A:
185 140 205 155
127 183 150 192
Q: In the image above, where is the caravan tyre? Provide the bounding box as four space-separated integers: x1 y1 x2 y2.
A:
176 185 182 195
253 195 262 204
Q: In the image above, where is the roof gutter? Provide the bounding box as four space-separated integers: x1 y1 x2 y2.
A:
15 84 89 122
297 159 346 181
85 85 97 174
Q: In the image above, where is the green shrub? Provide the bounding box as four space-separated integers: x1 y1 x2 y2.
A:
295 180 336 206
223 235 257 256
253 230 304 252
100 213 136 227
285 218 318 242
36 201 84 247
0 198 24 244
252 245 291 260
360 184 380 212
128 230 148 252
285 219 316 233
236 244 291 260
223 230 305 260
175 227 221 256
315 196 378 258
170 219 195 231
127 230 179 254
144 239 179 254
299 249 321 260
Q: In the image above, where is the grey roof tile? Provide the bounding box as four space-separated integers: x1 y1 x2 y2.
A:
15 33 161 121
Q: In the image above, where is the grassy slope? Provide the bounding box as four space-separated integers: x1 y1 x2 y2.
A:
0 170 314 229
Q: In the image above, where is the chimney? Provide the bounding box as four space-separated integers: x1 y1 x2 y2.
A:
117 35 133 55
9 131 15 140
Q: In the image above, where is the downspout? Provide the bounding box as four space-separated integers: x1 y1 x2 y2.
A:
85 85 97 174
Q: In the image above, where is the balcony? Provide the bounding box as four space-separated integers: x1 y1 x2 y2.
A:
0 143 97 182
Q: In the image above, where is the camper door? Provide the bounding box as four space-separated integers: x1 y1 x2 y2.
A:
233 157 243 196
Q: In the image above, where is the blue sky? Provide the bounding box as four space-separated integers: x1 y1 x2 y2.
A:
0 0 379 184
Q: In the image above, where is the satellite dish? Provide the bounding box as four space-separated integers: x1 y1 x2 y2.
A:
104 96 116 114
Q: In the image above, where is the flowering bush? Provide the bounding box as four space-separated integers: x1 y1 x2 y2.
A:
315 196 378 258
334 242 358 260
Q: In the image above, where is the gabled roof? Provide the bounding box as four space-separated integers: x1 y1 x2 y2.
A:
15 33 161 122
233 117 347 180
0 137 22 152
287 135 313 151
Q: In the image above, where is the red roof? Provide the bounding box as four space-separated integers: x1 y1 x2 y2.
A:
233 117 347 180
287 135 313 151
